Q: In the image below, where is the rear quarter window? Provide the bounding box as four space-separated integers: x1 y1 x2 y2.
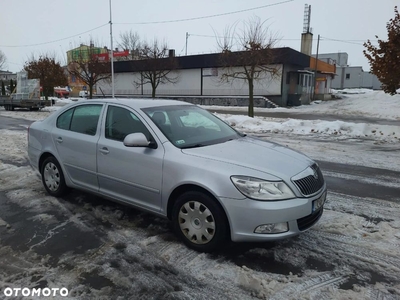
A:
56 108 74 130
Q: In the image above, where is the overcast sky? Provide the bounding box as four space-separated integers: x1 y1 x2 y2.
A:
0 0 397 73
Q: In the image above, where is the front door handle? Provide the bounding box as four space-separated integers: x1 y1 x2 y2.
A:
56 137 63 143
99 147 110 154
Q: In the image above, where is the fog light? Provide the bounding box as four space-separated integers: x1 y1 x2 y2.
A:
254 222 289 234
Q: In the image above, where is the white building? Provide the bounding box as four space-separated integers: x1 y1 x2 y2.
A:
97 48 315 107
0 70 17 82
312 52 382 90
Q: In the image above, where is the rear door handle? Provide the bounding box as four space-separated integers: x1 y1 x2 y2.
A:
56 137 63 143
99 147 109 154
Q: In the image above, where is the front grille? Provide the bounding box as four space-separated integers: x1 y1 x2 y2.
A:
293 164 324 196
297 208 323 231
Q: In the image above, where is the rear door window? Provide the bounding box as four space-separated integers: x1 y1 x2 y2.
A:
57 104 103 136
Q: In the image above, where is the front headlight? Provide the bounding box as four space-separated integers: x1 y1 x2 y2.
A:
231 176 295 200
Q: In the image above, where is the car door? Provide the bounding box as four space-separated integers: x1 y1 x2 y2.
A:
96 104 164 212
52 103 103 192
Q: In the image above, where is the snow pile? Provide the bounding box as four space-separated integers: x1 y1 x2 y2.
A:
331 88 375 94
0 109 52 121
204 89 400 120
41 106 63 113
218 114 400 143
0 130 28 164
280 90 400 120
40 96 79 103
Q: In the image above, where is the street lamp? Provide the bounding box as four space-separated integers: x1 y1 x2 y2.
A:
109 0 115 98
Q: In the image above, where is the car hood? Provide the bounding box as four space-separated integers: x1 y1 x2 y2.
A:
181 136 314 179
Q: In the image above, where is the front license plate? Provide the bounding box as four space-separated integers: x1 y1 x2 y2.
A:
312 192 326 212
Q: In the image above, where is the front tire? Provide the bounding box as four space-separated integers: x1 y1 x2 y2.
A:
41 156 69 197
172 191 229 252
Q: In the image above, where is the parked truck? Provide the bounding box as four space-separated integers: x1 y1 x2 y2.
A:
0 71 44 111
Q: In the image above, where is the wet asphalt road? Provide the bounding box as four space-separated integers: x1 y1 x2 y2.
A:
0 115 32 131
318 160 400 204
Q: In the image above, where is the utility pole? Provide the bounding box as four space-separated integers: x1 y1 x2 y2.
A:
185 32 189 55
313 34 320 100
109 0 115 98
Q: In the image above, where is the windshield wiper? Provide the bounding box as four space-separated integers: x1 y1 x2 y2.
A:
181 144 206 149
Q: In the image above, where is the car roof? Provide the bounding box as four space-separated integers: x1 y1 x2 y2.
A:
77 98 194 109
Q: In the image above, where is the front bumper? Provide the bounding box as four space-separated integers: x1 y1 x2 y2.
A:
219 185 327 242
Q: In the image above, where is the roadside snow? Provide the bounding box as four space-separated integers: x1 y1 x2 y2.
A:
219 114 399 143
299 90 400 120
202 90 400 120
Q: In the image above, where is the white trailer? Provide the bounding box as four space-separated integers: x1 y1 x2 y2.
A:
0 71 44 111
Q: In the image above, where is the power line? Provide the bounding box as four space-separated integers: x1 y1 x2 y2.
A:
191 33 301 41
115 0 294 25
320 36 365 46
0 1 293 50
5 61 24 66
0 23 109 48
190 34 378 43
322 38 379 43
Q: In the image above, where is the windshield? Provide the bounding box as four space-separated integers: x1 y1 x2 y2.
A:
143 105 242 149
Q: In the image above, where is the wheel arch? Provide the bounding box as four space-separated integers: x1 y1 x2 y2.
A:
38 152 56 172
39 152 70 197
166 184 231 238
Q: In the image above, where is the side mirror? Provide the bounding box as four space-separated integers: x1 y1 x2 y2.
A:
123 133 150 147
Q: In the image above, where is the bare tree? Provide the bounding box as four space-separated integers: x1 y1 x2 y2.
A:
136 39 179 98
68 44 111 98
0 50 7 70
118 30 141 60
216 16 281 117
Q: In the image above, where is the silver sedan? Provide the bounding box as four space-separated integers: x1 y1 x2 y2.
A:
28 99 327 252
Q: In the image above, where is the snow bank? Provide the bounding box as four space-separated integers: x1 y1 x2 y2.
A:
332 88 375 94
203 90 400 120
300 90 400 120
218 114 400 143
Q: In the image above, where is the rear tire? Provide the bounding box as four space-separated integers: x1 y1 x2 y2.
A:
172 191 229 252
41 156 69 197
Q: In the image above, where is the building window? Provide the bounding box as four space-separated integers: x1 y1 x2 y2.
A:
286 73 291 84
202 68 218 77
345 73 350 79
